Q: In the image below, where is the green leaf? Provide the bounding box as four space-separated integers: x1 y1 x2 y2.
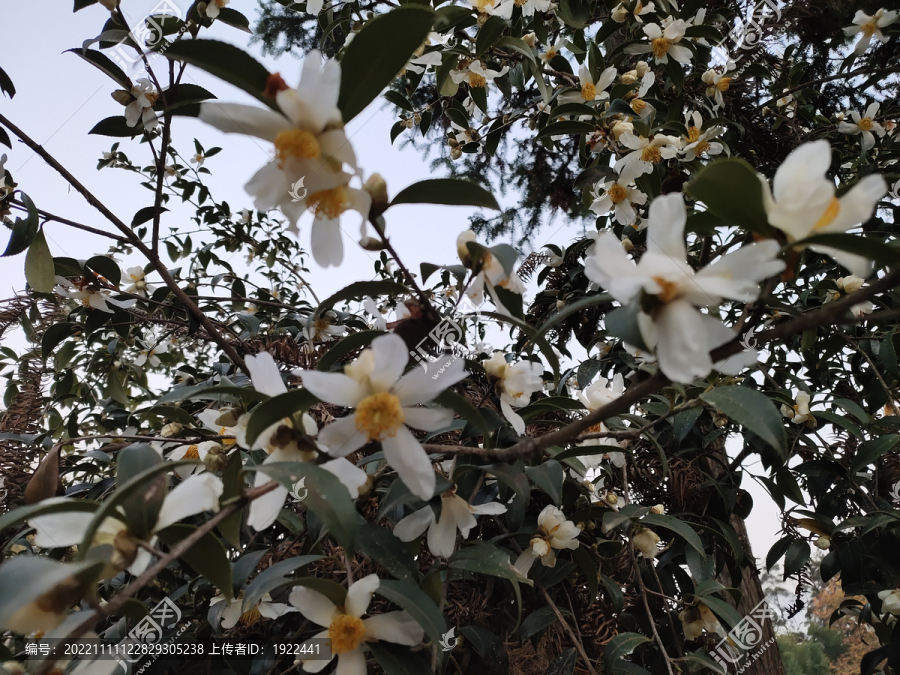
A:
314 280 410 318
544 648 577 675
476 15 507 56
671 406 702 443
338 7 435 122
163 39 274 109
605 302 649 351
241 554 324 611
791 233 900 268
0 498 98 534
215 7 252 32
536 120 596 140
390 178 500 210
604 632 650 668
700 386 786 457
357 523 420 584
701 596 745 632
89 116 143 138
524 460 564 505
65 48 132 90
250 462 360 553
782 538 810 579
316 330 384 371
600 572 625 613
0 65 15 98
244 389 319 447
879 328 899 382
369 642 436 675
131 206 169 227
686 159 773 236
496 36 537 65
376 579 447 646
535 293 612 340
433 390 490 433
116 444 165 540
520 606 556 642
448 542 529 585
641 513 705 555
2 192 39 257
850 435 900 475
289 577 348 605
157 384 268 404
156 523 233 599
24 230 55 293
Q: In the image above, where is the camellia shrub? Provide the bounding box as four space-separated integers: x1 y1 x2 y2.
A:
1 0 899 674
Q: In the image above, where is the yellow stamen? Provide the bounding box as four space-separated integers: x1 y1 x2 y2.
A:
219 427 236 447
306 186 350 219
545 49 558 60
608 184 628 204
514 0 526 6
631 98 647 113
144 92 159 106
858 117 873 131
651 38 669 59
328 614 367 654
468 72 487 88
274 129 321 167
860 19 877 37
687 126 701 142
813 197 841 230
716 77 731 92
355 392 405 441
240 606 262 626
651 276 679 303
183 444 200 459
581 83 597 101
640 146 662 163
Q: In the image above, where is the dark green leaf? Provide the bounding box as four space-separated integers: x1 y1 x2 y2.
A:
241 554 324 611
641 513 705 555
520 606 556 642
65 48 132 90
850 435 900 475
244 389 319 447
476 15 507 56
524 461 564 505
157 523 233 598
536 120 596 140
700 386 786 457
391 178 500 210
314 280 410 318
544 648 577 675
316 330 384 371
0 65 15 98
2 192 39 257
25 230 55 293
686 159 773 236
376 579 447 646
357 523 420 584
369 642 436 675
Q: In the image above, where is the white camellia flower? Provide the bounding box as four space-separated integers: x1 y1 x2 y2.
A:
642 20 692 64
456 231 526 316
241 352 369 531
516 0 552 18
289 574 423 674
205 0 229 18
296 334 466 500
584 194 785 383
134 340 168 367
198 53 369 267
123 79 159 131
590 180 647 226
879 588 900 615
210 592 296 630
540 38 566 62
55 277 137 314
29 474 223 576
824 275 865 303
469 0 515 18
576 374 627 469
679 111 725 162
564 64 617 103
632 525 660 558
513 505 581 575
850 300 875 318
483 352 544 434
237 208 252 224
839 102 886 151
781 391 815 426
701 67 733 108
405 51 444 75
124 266 151 296
614 132 679 183
302 312 346 343
761 140 887 277
393 486 507 557
611 0 653 22
844 9 898 55
450 61 510 91
162 440 224 478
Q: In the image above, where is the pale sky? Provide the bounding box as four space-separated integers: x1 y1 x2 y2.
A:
0 1 783 568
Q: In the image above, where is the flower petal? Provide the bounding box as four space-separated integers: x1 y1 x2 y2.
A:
346 573 380 618
155 473 223 532
369 334 411 392
289 587 338 628
393 506 435 541
363 611 425 646
198 103 288 142
393 356 467 405
654 300 712 384
317 416 368 457
29 504 94 548
297 370 365 406
321 457 368 498
402 406 453 431
245 352 288 397
311 218 344 268
382 427 435 500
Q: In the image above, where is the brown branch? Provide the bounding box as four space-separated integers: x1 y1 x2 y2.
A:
0 113 249 375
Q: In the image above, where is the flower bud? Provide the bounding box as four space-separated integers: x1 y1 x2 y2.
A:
649 504 665 515
522 32 537 48
203 444 228 472
814 535 831 550
456 230 478 266
622 238 634 252
635 60 649 77
530 537 551 558
450 146 462 160
605 492 619 506
364 173 389 218
160 422 183 438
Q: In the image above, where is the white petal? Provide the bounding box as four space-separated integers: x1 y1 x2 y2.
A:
299 631 333 673
346 573 379 618
289 587 338 627
317 416 369 457
513 549 537 576
363 611 425 645
248 464 290 531
500 397 526 435
369 334 410 392
382 427 435 500
583 233 645 303
311 218 344 268
30 506 94 548
258 601 297 619
220 600 243 629
198 103 288 142
298 370 365 406
654 300 712 384
155 473 223 532
246 162 290 212
393 356 468 405
427 505 459 557
393 506 435 541
402 406 453 431
321 457 368 498
245 352 288 396
446 494 478 538
334 648 366 675
470 501 507 515
645 194 687 260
